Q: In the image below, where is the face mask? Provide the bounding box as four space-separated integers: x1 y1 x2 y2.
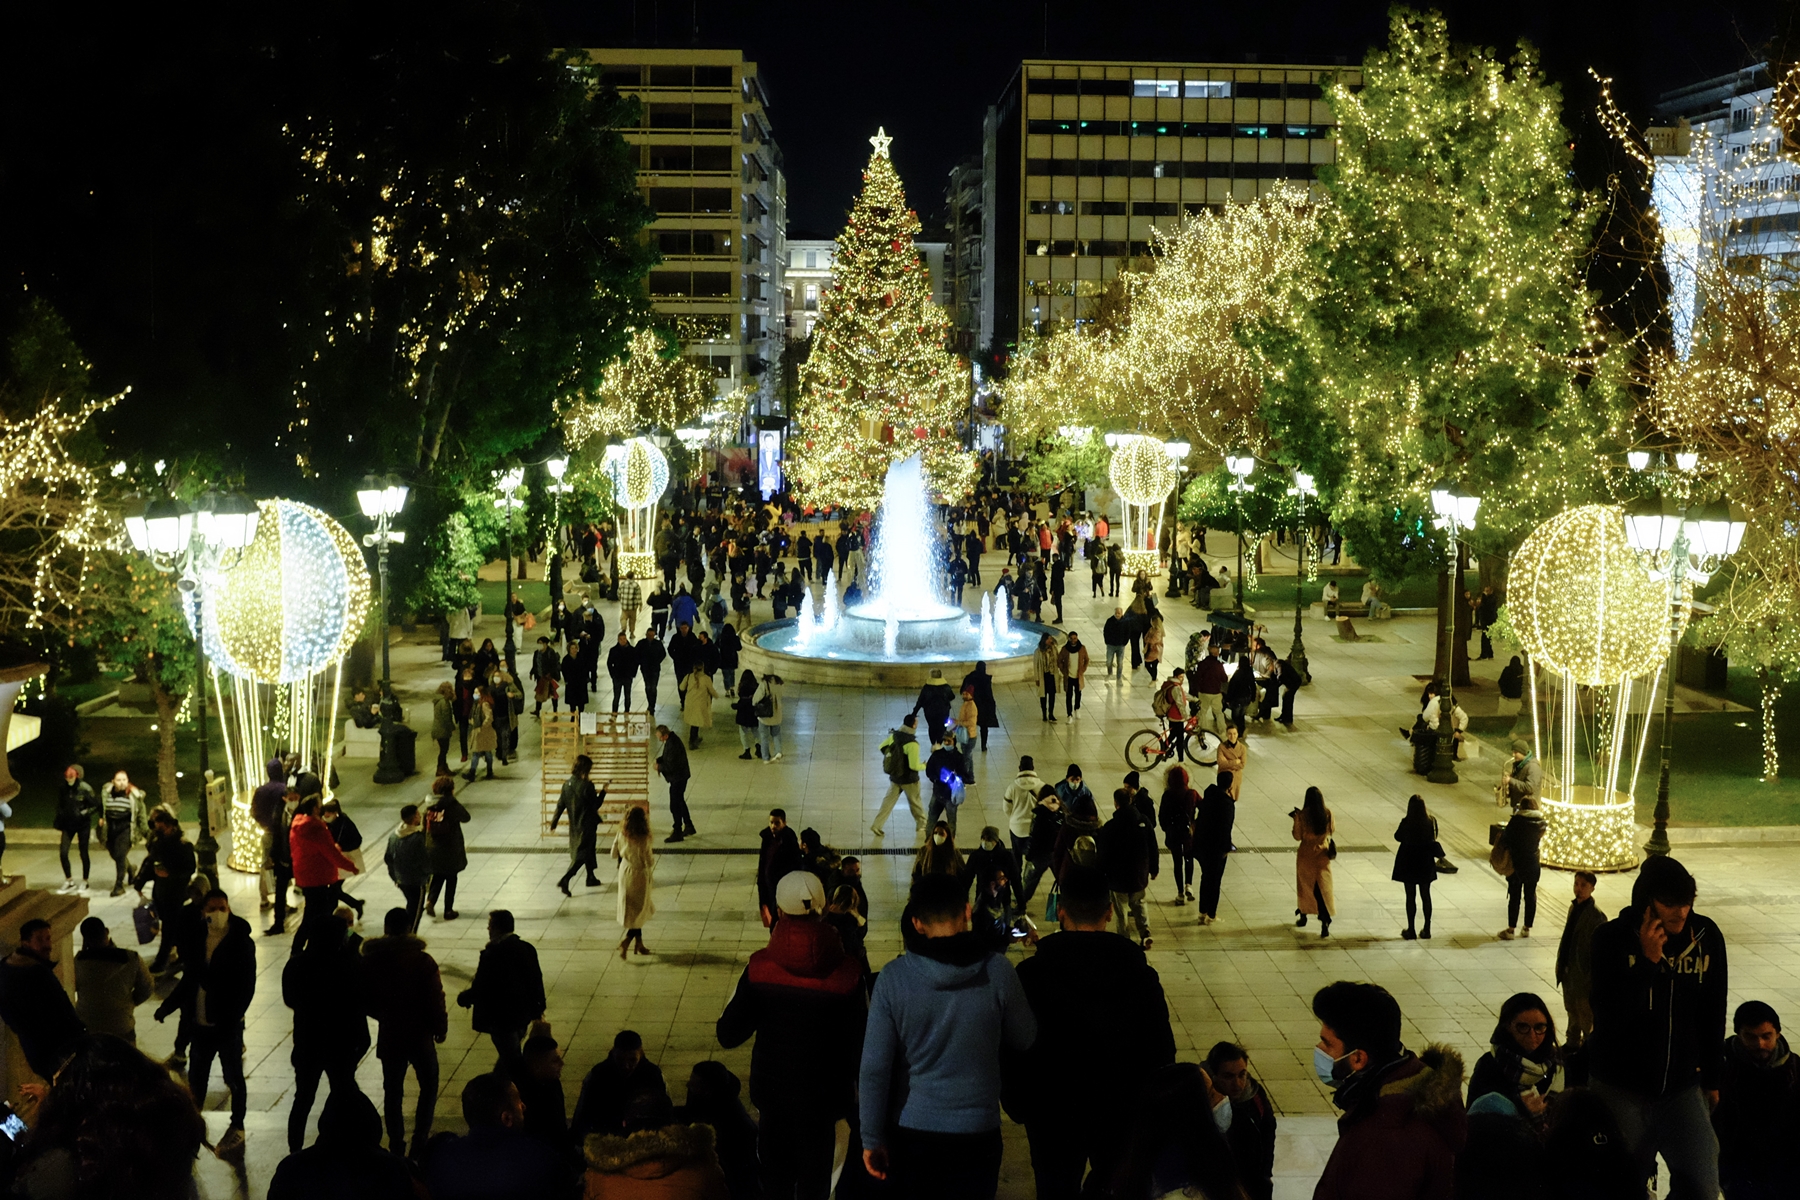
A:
205 911 230 934
932 833 947 846
980 839 996 851
1211 1093 1234 1134
1314 1046 1350 1087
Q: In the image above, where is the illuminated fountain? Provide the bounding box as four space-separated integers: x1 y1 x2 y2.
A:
748 454 1052 683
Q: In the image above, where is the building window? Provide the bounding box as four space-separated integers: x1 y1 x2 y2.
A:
805 250 817 268
600 66 641 89
1028 200 1076 215
692 271 733 297
1134 79 1182 98
1730 108 1753 133
804 283 818 309
1132 201 1180 217
1185 80 1231 98
1082 201 1127 216
694 103 734 129
694 65 733 88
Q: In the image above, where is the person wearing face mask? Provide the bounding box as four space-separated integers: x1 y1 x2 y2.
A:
1204 1042 1277 1200
1467 992 1561 1127
965 826 1018 906
100 769 148 897
1310 979 1467 1200
911 823 964 883
156 890 257 1160
0 918 86 1083
1586 855 1728 1200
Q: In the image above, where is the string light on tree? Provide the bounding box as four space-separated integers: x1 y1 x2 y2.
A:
562 327 716 450
789 129 976 509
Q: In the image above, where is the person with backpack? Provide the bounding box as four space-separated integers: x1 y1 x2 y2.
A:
872 715 925 841
1155 669 1192 763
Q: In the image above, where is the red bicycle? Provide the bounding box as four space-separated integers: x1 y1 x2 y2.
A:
1124 713 1211 772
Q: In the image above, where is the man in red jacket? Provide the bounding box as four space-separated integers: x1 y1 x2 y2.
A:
289 795 359 938
717 870 866 1200
1312 980 1466 1200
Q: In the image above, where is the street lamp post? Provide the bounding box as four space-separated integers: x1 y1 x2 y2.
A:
1426 484 1481 786
124 491 260 882
1625 488 1744 857
546 458 570 609
356 476 409 785
1287 471 1317 684
1225 454 1255 612
494 467 525 678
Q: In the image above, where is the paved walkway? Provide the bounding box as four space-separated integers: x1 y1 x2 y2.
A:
14 540 1798 1199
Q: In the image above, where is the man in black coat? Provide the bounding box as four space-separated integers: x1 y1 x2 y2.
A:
268 1090 417 1200
635 629 667 714
571 1030 668 1140
718 870 867 1200
156 890 256 1157
1714 1000 1800 1198
282 913 370 1153
1098 787 1157 949
654 725 696 842
1193 773 1236 925
1206 1041 1278 1200
1587 855 1728 1199
551 756 605 895
134 808 197 973
1006 866 1174 1199
456 910 546 1070
606 633 637 713
757 810 804 922
0 919 85 1081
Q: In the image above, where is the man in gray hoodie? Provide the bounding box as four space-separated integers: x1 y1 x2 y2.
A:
859 872 1036 1199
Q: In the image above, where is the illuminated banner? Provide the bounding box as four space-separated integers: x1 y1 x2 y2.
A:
758 430 782 499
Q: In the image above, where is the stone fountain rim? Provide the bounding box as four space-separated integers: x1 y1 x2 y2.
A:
740 618 1065 688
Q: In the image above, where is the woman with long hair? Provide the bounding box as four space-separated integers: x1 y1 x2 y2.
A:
424 776 469 921
1291 786 1334 937
1034 632 1061 723
911 821 965 882
757 674 784 762
825 883 869 976
613 806 657 958
1467 992 1560 1124
430 681 456 777
1498 795 1546 940
733 668 761 760
464 691 499 782
1392 794 1441 940
1115 1062 1249 1200
1158 766 1199 905
1224 653 1258 732
1144 613 1165 682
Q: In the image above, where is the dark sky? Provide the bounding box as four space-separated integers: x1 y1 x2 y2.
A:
548 0 1789 235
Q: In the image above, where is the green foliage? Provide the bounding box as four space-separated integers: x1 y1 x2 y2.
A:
1254 9 1629 575
1177 469 1304 533
1019 434 1110 495
405 510 483 618
74 555 194 695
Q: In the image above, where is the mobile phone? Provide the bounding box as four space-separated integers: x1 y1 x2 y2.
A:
1 1110 27 1141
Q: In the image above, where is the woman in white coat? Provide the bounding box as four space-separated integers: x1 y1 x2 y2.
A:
613 806 656 958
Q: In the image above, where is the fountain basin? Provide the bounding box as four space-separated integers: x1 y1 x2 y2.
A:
743 617 1063 687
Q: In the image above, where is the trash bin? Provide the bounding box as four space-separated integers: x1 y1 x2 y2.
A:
389 724 418 777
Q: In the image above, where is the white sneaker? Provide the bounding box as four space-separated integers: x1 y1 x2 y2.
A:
772 753 783 761
57 880 74 894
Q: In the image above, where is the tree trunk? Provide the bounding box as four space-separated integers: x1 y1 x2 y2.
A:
1761 671 1779 782
151 679 180 814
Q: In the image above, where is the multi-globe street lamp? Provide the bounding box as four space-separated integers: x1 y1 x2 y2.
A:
123 491 260 881
1224 453 1255 612
1287 470 1318 684
1426 484 1481 786
355 476 408 785
494 467 525 677
1623 465 1744 857
546 457 571 604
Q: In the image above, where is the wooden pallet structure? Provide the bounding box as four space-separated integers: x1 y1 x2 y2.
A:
540 711 653 841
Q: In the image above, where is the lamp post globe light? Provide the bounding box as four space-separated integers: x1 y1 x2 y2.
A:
1426 483 1480 786
1623 459 1745 857
494 467 526 677
1224 453 1256 613
546 457 571 607
1286 471 1318 684
123 490 261 881
357 476 409 785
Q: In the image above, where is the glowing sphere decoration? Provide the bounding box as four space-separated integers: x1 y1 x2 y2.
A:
603 437 671 509
202 499 372 684
1508 505 1675 686
1108 437 1179 506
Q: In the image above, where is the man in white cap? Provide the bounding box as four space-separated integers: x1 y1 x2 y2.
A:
718 871 866 1200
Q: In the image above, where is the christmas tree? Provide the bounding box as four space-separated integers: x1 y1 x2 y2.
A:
790 129 974 510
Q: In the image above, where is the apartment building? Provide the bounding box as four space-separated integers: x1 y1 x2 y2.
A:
583 48 787 412
945 157 986 354
984 59 1358 349
1649 63 1799 357
782 236 952 343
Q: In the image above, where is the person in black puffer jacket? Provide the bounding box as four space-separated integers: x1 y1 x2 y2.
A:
1713 1000 1800 1198
1465 992 1560 1128
1496 796 1545 940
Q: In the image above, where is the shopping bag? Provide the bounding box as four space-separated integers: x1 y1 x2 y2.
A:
133 901 161 945
1043 882 1060 924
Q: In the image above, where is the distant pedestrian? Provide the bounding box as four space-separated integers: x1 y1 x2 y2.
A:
757 673 785 762
154 890 255 1159
873 715 926 840
551 755 606 896
100 769 147 898
1157 766 1199 906
636 628 666 714
1496 796 1545 940
961 662 999 751
1556 872 1606 1050
383 804 431 931
613 807 657 958
653 724 697 842
1292 786 1334 937
424 779 470 921
530 636 560 716
362 907 448 1158
430 682 456 776
133 808 196 973
1193 771 1235 925
1058 631 1090 717
1392 794 1441 941
606 633 636 713
54 764 99 894
681 663 715 749
1099 787 1156 949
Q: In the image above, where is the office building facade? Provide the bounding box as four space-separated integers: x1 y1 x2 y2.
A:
984 59 1358 349
583 48 787 410
782 237 952 343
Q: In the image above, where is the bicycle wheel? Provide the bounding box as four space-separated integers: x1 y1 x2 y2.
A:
1125 729 1168 772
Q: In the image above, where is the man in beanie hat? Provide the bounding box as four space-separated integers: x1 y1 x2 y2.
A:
718 870 865 1200
1503 740 1542 808
1587 855 1728 1199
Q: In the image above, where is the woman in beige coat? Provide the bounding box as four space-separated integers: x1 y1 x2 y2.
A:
1291 785 1334 937
613 806 656 957
680 665 716 749
1215 726 1246 801
1033 633 1062 723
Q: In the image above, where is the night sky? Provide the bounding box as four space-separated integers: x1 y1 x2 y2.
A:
549 0 1790 236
